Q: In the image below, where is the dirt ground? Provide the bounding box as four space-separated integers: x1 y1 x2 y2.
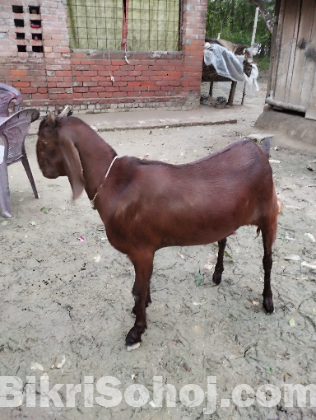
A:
1 78 316 420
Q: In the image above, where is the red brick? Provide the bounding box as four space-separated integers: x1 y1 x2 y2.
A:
73 93 83 98
141 92 153 97
42 14 59 21
128 71 142 77
72 65 89 72
111 60 126 66
41 2 58 9
13 82 30 87
119 86 134 92
76 76 92 82
55 71 72 77
90 87 104 92
11 70 28 76
81 71 97 76
121 76 136 82
49 88 64 93
80 59 95 65
105 70 128 77
98 92 113 98
127 81 141 87
134 66 149 71
105 87 120 92
90 65 106 71
57 93 73 98
4 76 19 83
97 81 113 87
119 65 135 71
113 82 127 87
44 40 60 47
141 81 155 87
169 71 182 78
32 94 49 99
54 47 70 54
168 81 181 86
82 92 98 98
127 91 140 97
17 76 36 82
74 87 88 93
141 71 154 77
45 53 63 59
20 88 37 94
56 82 72 88
71 53 87 59
38 88 48 94
82 82 98 87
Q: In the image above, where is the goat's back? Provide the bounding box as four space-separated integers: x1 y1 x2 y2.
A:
104 140 278 249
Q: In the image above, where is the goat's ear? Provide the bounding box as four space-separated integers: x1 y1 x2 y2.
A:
59 135 85 200
47 111 55 126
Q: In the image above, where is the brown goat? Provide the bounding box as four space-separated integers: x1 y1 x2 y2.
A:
37 113 281 350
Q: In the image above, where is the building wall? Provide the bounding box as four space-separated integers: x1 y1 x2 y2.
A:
0 0 207 113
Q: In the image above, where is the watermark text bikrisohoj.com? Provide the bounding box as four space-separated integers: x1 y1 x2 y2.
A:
1 376 316 412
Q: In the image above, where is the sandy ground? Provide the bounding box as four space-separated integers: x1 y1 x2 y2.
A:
1 79 316 420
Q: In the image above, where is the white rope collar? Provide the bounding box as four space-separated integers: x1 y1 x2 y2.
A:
90 155 118 209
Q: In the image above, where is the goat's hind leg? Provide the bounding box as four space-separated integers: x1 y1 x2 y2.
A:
261 220 277 314
213 237 227 285
126 252 153 349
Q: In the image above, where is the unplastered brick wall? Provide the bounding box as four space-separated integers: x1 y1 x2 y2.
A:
0 0 207 112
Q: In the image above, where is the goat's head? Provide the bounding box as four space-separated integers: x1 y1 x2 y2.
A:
36 108 85 200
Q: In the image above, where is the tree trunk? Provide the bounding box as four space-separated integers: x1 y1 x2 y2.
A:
230 0 235 33
249 0 274 34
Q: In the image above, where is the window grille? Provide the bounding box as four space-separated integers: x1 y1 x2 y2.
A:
66 0 181 52
128 0 180 51
67 0 123 50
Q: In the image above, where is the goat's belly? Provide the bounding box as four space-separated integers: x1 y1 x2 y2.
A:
154 200 258 247
158 221 240 247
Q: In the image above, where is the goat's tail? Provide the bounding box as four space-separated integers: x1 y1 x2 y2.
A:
260 137 271 158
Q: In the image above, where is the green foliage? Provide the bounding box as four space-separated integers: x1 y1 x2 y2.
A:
256 55 270 70
206 0 275 55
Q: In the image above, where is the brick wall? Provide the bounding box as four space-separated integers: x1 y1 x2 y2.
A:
0 0 207 113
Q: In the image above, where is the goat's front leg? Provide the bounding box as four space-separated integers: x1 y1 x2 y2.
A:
126 252 153 349
212 237 227 285
132 283 151 315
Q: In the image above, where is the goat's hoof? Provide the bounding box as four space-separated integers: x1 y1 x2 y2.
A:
127 342 141 352
126 327 143 347
212 272 222 285
263 297 274 314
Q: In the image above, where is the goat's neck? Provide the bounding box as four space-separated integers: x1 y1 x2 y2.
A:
74 127 116 201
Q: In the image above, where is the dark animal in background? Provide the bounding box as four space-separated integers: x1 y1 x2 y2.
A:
36 109 282 350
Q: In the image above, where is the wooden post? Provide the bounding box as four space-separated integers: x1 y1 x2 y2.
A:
251 7 259 54
241 82 246 105
209 81 214 97
228 81 237 106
